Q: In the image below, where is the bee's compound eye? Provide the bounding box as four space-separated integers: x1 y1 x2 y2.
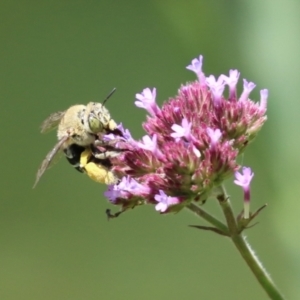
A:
89 116 102 133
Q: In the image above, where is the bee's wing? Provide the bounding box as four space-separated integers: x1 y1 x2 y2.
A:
33 136 69 188
40 111 66 134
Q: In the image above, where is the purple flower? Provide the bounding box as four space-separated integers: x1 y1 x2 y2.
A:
259 89 268 111
102 133 117 142
186 55 203 74
192 145 201 158
171 118 201 157
102 123 133 151
171 118 192 142
104 176 150 203
206 127 222 147
135 88 160 116
104 182 125 203
186 55 206 85
154 190 180 213
136 134 156 151
116 123 133 141
239 79 256 102
205 75 225 107
234 167 254 219
135 134 163 159
221 69 240 100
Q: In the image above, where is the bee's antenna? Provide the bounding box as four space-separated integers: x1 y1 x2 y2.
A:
102 88 117 106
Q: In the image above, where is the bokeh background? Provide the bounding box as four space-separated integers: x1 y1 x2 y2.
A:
1 1 299 299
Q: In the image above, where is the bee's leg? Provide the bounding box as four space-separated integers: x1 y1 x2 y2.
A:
94 139 104 146
105 209 124 220
94 150 121 160
91 143 122 160
83 161 118 184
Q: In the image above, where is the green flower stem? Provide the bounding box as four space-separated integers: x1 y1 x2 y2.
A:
217 185 285 300
186 203 229 235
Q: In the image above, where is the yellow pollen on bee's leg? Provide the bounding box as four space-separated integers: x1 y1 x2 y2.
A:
80 148 117 185
79 148 91 166
84 162 117 184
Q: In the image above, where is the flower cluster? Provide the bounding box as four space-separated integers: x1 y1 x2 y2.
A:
99 55 267 214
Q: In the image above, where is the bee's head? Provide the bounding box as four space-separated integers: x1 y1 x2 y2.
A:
83 103 112 133
83 89 117 134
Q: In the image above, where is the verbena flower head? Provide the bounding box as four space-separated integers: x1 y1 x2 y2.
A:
99 55 268 214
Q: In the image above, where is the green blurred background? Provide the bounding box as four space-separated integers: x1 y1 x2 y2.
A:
1 1 299 299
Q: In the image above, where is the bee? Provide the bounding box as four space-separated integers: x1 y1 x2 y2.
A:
33 89 120 188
